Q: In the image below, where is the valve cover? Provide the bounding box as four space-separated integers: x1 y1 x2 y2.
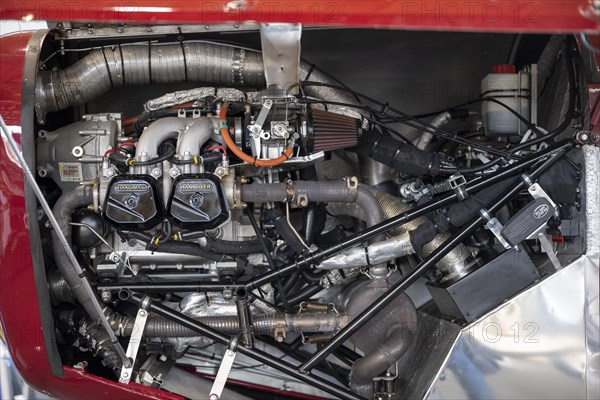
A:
167 174 229 229
103 175 164 230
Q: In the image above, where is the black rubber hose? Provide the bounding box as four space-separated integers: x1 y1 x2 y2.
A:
286 285 323 307
51 186 99 320
148 240 225 262
350 130 443 176
265 206 308 255
301 268 326 284
204 237 265 255
134 109 179 136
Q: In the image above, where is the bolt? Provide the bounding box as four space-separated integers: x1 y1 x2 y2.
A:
209 395 219 400
222 288 233 300
124 194 139 209
150 168 162 178
139 310 147 317
101 291 112 303
579 133 589 142
104 168 115 178
190 192 205 209
117 26 124 33
111 254 120 263
146 26 152 32
169 167 180 178
122 372 129 378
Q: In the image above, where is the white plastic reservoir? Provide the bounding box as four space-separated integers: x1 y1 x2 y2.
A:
481 64 530 136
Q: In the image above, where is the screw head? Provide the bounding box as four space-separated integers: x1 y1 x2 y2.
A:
189 192 205 209
150 168 162 178
124 194 139 209
169 167 180 178
72 146 84 158
101 291 112 303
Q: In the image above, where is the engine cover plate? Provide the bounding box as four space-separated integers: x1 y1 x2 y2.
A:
167 173 229 229
103 175 164 230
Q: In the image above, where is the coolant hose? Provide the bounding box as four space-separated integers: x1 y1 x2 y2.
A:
351 130 443 176
51 185 99 319
146 240 225 262
204 237 265 255
240 181 385 237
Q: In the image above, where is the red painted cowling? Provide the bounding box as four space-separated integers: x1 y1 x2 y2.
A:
0 1 598 33
0 31 183 399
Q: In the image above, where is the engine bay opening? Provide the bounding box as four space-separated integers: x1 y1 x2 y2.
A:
13 23 594 400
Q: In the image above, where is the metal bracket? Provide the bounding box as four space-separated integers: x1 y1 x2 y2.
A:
119 308 149 384
259 23 302 94
537 232 562 270
448 173 468 201
480 208 511 249
521 174 556 205
208 337 239 400
372 362 399 400
247 99 273 158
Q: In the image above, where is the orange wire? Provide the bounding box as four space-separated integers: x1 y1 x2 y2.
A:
218 103 293 167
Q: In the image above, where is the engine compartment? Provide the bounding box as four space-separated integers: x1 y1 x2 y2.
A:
19 24 593 399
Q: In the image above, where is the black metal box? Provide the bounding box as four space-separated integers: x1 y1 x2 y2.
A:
426 249 540 322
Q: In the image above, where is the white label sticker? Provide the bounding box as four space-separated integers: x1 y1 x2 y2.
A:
58 162 83 182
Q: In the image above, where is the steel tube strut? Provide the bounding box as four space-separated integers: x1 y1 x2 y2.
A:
298 148 568 372
128 294 364 400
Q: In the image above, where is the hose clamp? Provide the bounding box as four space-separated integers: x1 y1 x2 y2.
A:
479 208 511 249
520 173 533 187
285 179 295 203
140 296 153 311
448 173 468 201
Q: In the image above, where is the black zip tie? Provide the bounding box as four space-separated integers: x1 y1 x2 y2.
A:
148 41 152 84
118 44 125 86
101 46 114 89
380 102 390 115
179 39 188 82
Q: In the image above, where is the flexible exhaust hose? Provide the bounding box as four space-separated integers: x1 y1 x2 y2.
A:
35 42 265 121
105 309 344 337
373 190 471 276
35 41 362 123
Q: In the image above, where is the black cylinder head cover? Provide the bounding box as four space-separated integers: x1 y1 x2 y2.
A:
167 173 229 229
103 175 164 230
